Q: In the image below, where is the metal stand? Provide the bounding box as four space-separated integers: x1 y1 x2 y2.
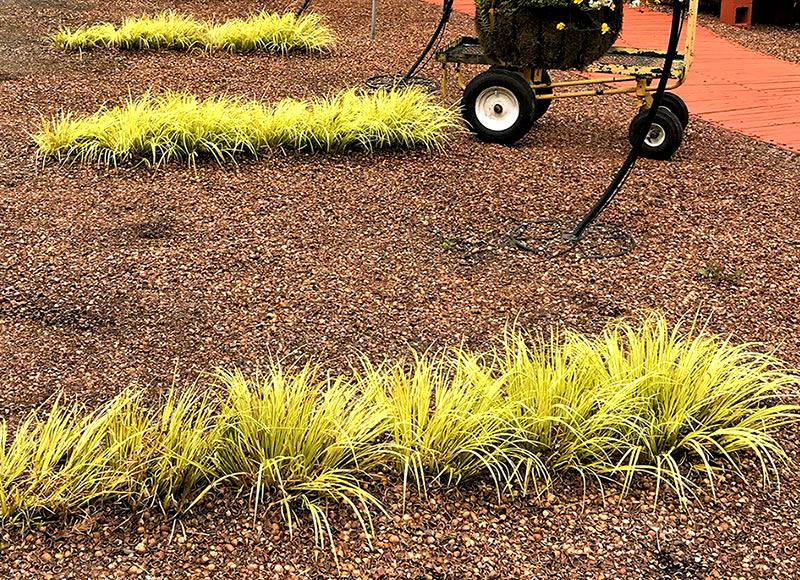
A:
371 0 377 40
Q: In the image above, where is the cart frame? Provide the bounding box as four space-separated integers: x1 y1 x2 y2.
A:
436 0 698 112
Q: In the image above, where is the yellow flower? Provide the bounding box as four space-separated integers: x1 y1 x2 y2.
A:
573 0 583 4
611 3 616 9
601 23 610 34
556 22 566 30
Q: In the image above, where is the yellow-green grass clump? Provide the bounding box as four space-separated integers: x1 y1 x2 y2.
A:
48 11 335 54
33 89 458 166
502 316 800 500
2 314 797 545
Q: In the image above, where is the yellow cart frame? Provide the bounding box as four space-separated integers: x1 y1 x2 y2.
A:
436 0 698 111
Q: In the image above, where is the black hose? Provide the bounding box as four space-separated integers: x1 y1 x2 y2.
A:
403 0 455 80
566 0 688 242
366 0 454 90
295 0 312 18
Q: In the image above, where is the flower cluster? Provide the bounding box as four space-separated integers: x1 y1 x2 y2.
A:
556 19 613 33
526 0 648 10
554 0 624 33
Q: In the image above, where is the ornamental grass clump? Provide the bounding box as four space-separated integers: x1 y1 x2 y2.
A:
0 314 797 537
502 330 642 485
590 315 800 500
135 388 221 509
212 366 389 547
49 11 334 54
33 89 457 166
368 351 520 492
207 12 333 53
0 393 146 524
503 314 800 501
474 0 624 70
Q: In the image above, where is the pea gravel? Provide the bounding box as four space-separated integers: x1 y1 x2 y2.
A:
1 0 800 578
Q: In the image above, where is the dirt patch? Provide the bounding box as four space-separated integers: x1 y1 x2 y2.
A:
0 288 115 330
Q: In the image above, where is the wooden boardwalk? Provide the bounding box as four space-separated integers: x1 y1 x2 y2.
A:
420 0 800 153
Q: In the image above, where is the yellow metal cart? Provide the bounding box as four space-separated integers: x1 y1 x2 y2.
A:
436 0 699 159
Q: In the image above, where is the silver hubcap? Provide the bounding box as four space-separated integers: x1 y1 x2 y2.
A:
645 122 667 147
475 87 520 132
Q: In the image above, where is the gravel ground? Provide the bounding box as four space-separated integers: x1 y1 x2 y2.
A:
695 13 800 64
3 456 800 580
1 0 800 577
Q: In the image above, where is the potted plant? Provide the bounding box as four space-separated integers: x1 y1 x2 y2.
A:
475 0 624 70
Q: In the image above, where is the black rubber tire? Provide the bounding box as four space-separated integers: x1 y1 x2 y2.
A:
628 106 684 160
656 92 689 128
489 66 552 122
462 69 535 144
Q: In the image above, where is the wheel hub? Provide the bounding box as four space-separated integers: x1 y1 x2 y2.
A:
475 87 520 132
645 123 667 148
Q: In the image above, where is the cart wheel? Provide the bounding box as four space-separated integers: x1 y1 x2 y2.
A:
462 69 534 144
628 106 684 160
656 93 689 128
489 66 552 122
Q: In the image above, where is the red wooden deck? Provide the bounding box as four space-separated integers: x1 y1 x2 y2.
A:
420 0 800 153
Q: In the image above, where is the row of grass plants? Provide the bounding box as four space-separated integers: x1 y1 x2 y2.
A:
49 11 334 54
2 314 798 548
33 88 458 166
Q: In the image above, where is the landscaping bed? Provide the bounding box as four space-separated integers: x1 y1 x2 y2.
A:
1 0 800 577
694 12 800 64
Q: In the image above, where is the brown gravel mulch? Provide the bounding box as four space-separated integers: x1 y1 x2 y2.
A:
1 0 800 577
3 457 800 580
695 13 800 64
